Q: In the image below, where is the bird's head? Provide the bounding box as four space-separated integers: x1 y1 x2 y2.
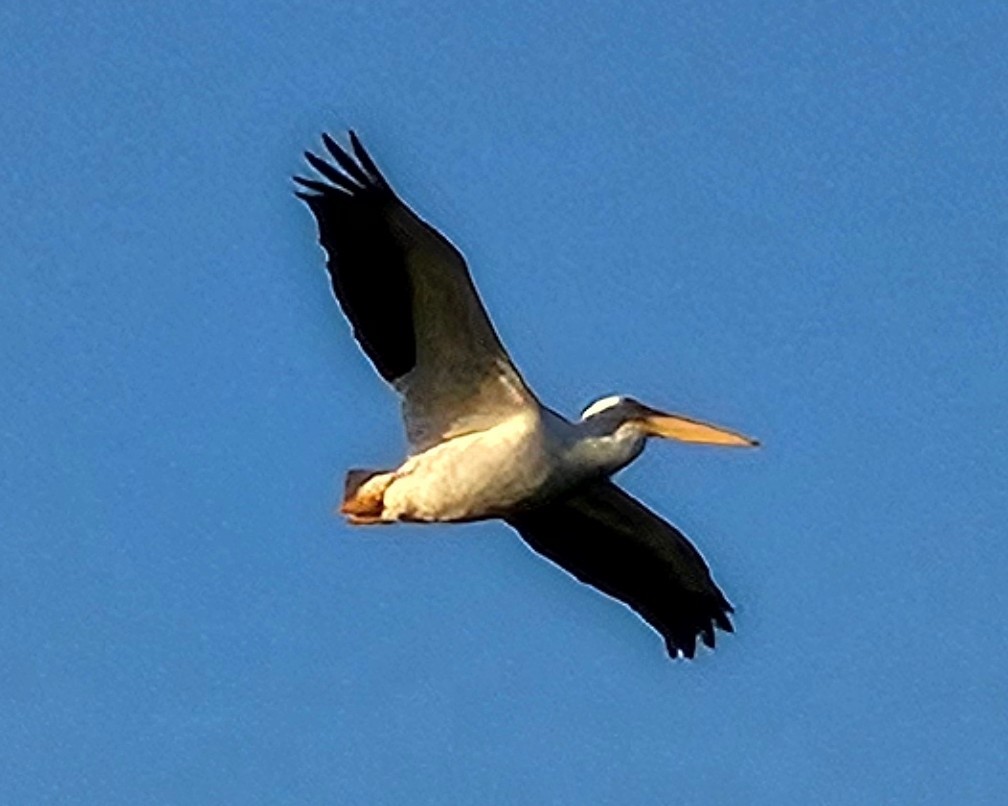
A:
580 395 759 448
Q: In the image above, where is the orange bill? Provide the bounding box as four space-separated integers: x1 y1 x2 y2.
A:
639 411 759 447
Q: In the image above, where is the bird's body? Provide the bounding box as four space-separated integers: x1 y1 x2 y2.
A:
295 132 757 659
353 409 549 523
345 405 646 524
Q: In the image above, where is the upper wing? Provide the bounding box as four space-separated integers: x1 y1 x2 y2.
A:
295 132 538 451
506 480 734 659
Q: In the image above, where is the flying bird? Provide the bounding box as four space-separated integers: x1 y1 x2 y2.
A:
294 132 758 659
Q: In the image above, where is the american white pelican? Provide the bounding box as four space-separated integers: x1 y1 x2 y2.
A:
295 132 758 660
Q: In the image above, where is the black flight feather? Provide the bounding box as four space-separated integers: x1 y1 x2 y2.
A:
296 132 416 382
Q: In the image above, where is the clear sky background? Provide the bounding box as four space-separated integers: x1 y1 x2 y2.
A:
3 2 1006 803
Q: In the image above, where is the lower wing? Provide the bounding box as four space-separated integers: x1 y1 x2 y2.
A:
506 480 734 659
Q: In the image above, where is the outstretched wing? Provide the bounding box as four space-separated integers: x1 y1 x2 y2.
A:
295 132 538 451
507 480 734 659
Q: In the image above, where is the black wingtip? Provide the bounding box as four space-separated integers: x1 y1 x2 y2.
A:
348 130 386 185
304 150 344 184
321 131 341 154
663 605 733 659
321 132 372 186
298 130 392 197
292 175 331 194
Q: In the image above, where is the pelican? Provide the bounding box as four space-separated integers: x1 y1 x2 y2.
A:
294 132 758 660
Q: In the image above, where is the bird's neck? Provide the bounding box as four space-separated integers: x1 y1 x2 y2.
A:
567 420 647 479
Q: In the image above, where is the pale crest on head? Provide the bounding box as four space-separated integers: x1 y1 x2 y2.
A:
581 395 625 420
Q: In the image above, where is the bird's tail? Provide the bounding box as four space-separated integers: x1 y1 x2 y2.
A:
340 468 394 524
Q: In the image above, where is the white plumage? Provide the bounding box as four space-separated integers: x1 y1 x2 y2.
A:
295 132 757 659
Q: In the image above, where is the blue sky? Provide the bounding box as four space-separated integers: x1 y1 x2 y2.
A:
3 1 1006 803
